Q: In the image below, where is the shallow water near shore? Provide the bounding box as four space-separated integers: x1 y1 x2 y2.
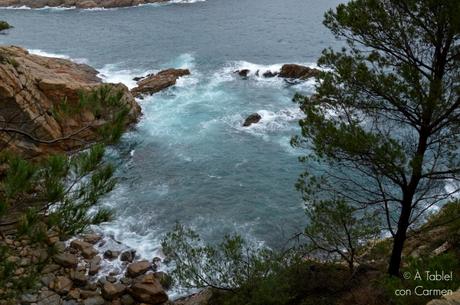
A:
0 0 343 280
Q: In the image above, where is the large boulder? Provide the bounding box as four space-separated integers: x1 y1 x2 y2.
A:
54 253 78 268
0 46 141 159
129 274 168 304
70 239 98 259
102 282 126 300
88 255 102 276
131 68 191 97
127 260 151 277
279 64 320 79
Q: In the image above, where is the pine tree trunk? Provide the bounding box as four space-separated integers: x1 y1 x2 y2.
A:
388 201 412 276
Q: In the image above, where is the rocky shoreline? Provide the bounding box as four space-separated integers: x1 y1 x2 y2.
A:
0 46 141 160
0 0 168 9
0 231 179 305
0 46 204 305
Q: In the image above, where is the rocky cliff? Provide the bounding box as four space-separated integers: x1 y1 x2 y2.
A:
0 46 141 158
0 0 167 8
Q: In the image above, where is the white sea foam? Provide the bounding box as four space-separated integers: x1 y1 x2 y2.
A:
209 60 320 92
98 53 195 90
0 5 31 9
226 107 304 135
28 49 89 64
97 64 155 89
0 5 75 10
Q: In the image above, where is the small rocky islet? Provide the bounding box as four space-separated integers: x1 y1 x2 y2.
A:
0 0 168 9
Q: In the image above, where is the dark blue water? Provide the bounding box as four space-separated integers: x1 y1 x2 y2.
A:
0 0 342 258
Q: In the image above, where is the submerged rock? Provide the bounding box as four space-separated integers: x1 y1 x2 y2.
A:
262 70 278 78
131 68 191 97
120 249 136 262
104 249 121 260
243 113 262 127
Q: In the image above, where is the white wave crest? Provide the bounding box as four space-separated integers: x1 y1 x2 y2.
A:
224 107 304 136
28 49 89 64
210 60 320 91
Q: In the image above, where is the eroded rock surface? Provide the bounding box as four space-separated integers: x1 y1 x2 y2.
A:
131 68 190 97
0 46 141 158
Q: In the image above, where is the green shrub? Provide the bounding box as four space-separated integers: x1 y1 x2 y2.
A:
162 225 351 305
0 21 12 32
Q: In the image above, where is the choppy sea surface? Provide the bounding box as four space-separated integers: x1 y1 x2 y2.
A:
0 0 343 273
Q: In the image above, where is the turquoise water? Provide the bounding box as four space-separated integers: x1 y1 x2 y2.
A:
0 0 342 258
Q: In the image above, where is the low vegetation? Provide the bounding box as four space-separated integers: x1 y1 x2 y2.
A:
0 21 11 32
163 201 460 305
0 87 131 302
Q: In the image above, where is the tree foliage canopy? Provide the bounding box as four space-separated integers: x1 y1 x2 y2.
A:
292 0 460 275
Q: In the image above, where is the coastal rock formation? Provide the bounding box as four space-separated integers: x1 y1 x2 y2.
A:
1 232 172 305
0 46 141 158
0 0 168 9
278 64 320 79
131 68 191 98
243 113 262 127
235 64 320 80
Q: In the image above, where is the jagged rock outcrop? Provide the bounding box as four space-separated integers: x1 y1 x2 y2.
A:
131 68 190 98
0 46 141 158
278 64 320 79
0 0 168 9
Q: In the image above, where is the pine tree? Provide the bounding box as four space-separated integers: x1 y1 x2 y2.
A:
292 0 460 276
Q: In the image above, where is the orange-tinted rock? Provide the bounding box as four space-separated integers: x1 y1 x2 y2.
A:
131 69 190 97
0 46 141 158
